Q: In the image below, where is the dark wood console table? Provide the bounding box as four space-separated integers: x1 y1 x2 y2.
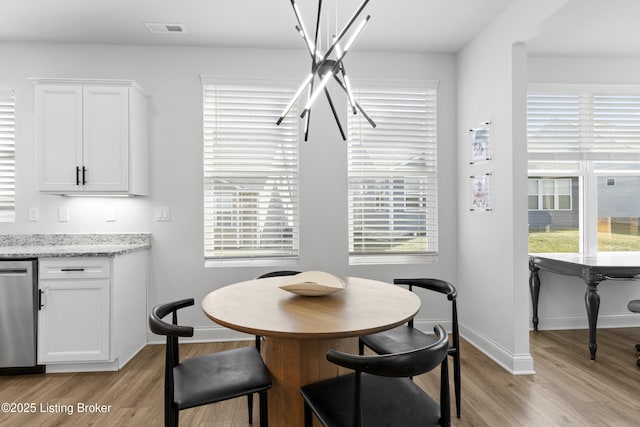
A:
529 252 640 360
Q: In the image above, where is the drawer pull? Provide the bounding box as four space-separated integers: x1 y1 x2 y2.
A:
61 268 86 272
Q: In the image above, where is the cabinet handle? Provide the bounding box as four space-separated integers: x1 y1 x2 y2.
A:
38 289 44 310
76 166 81 185
82 166 87 185
61 268 85 272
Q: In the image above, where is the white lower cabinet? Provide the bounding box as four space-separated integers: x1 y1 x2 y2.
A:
37 252 147 371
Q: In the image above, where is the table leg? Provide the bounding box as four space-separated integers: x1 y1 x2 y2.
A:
529 259 541 331
584 280 601 361
263 336 357 427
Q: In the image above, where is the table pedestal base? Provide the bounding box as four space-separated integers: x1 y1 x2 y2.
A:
263 336 357 426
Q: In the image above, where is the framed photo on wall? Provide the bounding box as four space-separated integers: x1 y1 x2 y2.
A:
470 173 492 212
469 122 491 164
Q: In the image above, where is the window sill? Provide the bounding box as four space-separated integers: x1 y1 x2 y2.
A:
204 257 299 268
349 253 438 266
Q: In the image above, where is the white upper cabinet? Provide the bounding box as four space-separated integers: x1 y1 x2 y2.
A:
35 79 149 196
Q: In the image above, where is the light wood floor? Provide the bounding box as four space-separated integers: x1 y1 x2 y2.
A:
1 328 639 426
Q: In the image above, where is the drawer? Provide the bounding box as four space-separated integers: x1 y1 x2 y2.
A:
39 257 111 280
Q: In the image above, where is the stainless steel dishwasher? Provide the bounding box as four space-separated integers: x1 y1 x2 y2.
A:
0 259 44 374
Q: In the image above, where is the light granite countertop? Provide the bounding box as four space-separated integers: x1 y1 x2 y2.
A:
0 233 151 258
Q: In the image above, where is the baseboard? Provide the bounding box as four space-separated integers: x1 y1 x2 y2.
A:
459 323 535 375
146 325 254 345
410 319 535 374
117 342 147 369
531 313 640 331
412 319 452 334
44 360 120 373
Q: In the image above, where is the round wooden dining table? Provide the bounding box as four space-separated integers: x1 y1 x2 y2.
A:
201 275 421 426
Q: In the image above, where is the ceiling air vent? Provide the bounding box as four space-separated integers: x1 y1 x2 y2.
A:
144 23 186 34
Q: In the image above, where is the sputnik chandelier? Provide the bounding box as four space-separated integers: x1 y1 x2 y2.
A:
276 0 377 141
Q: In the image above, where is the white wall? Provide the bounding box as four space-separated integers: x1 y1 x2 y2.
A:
527 55 640 329
0 42 458 340
455 0 569 374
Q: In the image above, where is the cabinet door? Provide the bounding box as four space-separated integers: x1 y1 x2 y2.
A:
37 258 111 364
83 86 129 192
36 85 83 192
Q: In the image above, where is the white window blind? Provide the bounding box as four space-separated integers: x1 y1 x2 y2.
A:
0 89 15 222
527 84 640 255
348 84 438 259
203 83 299 259
528 84 640 160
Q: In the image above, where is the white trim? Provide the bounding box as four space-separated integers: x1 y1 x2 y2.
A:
529 82 640 95
351 78 439 90
204 257 299 268
200 75 298 87
530 313 640 330
29 78 147 95
349 253 438 265
460 323 535 375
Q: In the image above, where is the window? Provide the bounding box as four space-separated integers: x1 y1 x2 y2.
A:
203 82 299 261
528 178 572 211
0 89 15 222
527 84 640 253
348 83 438 263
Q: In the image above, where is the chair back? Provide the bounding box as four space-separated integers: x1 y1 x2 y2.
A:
328 325 449 378
393 278 457 332
393 278 456 300
328 325 450 426
149 298 197 425
256 270 300 279
150 298 195 366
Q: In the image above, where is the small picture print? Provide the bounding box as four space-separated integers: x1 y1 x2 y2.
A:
471 174 491 212
470 122 491 163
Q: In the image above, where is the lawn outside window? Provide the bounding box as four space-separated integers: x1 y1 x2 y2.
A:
527 84 640 254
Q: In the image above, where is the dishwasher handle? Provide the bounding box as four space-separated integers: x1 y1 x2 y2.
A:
0 268 28 277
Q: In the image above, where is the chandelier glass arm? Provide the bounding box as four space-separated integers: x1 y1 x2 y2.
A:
300 15 370 119
331 74 376 128
324 88 347 140
277 0 370 125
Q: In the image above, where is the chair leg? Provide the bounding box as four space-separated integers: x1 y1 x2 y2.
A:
248 394 254 424
167 404 178 427
440 358 451 427
304 402 313 427
358 339 364 355
453 351 461 418
259 391 268 427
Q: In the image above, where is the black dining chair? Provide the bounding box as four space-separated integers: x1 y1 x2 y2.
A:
254 271 300 351
149 298 272 427
359 278 461 418
301 325 451 427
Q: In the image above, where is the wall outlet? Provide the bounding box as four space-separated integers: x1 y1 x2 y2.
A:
155 207 171 222
28 207 39 222
58 207 69 222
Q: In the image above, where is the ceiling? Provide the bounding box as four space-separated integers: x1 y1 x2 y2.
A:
1 0 639 57
525 0 640 57
0 0 511 53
